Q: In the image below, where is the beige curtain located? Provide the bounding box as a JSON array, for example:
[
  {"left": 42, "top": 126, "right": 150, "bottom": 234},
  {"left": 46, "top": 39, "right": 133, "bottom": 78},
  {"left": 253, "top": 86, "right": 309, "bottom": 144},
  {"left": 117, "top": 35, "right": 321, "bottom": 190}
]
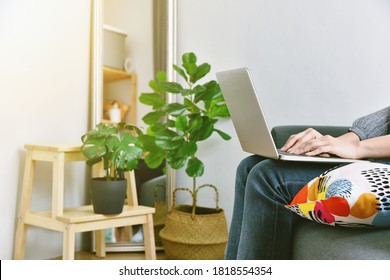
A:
[{"left": 153, "top": 0, "right": 168, "bottom": 74}]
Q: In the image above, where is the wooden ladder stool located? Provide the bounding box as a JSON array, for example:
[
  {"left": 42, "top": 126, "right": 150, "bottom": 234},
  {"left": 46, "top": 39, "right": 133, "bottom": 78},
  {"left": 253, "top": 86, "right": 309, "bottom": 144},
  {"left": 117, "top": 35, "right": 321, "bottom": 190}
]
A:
[{"left": 13, "top": 144, "right": 156, "bottom": 260}]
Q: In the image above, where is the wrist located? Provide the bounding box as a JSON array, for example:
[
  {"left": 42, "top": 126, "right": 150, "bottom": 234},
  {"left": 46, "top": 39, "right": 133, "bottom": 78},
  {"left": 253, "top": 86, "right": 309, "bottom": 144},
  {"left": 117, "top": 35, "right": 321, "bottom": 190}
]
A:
[
  {"left": 338, "top": 132, "right": 360, "bottom": 143},
  {"left": 355, "top": 139, "right": 380, "bottom": 159},
  {"left": 355, "top": 141, "right": 365, "bottom": 159}
]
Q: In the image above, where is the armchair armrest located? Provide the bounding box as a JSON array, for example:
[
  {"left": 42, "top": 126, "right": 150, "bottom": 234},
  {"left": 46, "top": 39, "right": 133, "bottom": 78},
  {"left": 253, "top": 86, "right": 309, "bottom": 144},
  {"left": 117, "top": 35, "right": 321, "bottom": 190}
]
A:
[{"left": 271, "top": 125, "right": 349, "bottom": 148}]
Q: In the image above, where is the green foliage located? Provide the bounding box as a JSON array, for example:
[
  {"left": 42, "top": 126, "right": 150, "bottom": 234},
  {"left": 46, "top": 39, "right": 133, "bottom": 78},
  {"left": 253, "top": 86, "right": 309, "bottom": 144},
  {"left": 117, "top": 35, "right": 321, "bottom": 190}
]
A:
[
  {"left": 81, "top": 122, "right": 144, "bottom": 181},
  {"left": 139, "top": 52, "right": 231, "bottom": 180}
]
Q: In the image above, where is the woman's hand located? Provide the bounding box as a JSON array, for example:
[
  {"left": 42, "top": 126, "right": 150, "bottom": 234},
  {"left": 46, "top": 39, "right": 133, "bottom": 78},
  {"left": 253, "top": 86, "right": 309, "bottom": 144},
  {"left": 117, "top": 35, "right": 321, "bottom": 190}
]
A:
[
  {"left": 280, "top": 128, "right": 323, "bottom": 153},
  {"left": 293, "top": 135, "right": 361, "bottom": 159},
  {"left": 281, "top": 128, "right": 361, "bottom": 159}
]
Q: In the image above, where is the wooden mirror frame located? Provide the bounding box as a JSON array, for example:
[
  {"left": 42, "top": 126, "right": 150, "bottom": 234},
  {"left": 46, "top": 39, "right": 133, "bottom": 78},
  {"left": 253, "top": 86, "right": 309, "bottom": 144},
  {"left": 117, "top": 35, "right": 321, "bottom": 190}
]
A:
[{"left": 89, "top": 0, "right": 177, "bottom": 252}]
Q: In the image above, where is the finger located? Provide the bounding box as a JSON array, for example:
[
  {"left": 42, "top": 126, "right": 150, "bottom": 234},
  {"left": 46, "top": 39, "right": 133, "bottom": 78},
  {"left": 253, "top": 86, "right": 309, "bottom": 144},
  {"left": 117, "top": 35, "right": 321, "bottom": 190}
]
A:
[
  {"left": 304, "top": 141, "right": 331, "bottom": 156},
  {"left": 287, "top": 131, "right": 321, "bottom": 153},
  {"left": 281, "top": 134, "right": 299, "bottom": 151},
  {"left": 281, "top": 129, "right": 319, "bottom": 151},
  {"left": 291, "top": 137, "right": 325, "bottom": 155},
  {"left": 318, "top": 153, "right": 331, "bottom": 158}
]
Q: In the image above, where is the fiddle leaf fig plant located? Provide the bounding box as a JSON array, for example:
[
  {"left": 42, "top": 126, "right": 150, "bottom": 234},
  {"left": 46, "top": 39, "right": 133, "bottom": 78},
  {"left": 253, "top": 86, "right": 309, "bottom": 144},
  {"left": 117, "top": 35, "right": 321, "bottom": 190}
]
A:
[
  {"left": 81, "top": 122, "right": 144, "bottom": 181},
  {"left": 139, "top": 52, "right": 231, "bottom": 188}
]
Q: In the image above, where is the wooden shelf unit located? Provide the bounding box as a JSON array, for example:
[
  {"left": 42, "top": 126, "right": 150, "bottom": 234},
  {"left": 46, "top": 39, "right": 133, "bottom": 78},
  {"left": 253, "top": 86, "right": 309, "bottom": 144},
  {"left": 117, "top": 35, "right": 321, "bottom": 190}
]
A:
[
  {"left": 103, "top": 66, "right": 137, "bottom": 124},
  {"left": 13, "top": 144, "right": 156, "bottom": 260},
  {"left": 103, "top": 66, "right": 136, "bottom": 82}
]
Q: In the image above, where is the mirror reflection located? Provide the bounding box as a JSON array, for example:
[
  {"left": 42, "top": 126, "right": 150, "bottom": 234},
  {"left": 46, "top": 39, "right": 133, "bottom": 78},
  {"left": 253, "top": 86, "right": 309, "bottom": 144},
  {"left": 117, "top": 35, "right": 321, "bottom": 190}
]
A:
[{"left": 95, "top": 0, "right": 170, "bottom": 252}]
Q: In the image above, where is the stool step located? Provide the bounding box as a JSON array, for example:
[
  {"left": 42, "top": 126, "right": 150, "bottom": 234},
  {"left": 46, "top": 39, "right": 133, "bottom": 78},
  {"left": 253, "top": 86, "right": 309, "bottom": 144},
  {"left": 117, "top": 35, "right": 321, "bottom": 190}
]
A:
[
  {"left": 28, "top": 205, "right": 155, "bottom": 224},
  {"left": 24, "top": 144, "right": 82, "bottom": 152},
  {"left": 57, "top": 205, "right": 155, "bottom": 223}
]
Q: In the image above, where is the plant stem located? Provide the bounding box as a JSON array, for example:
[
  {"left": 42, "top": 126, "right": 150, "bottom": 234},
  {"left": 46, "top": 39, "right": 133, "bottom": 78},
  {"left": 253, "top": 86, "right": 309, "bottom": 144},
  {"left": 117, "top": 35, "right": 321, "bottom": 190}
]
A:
[{"left": 193, "top": 174, "right": 197, "bottom": 210}]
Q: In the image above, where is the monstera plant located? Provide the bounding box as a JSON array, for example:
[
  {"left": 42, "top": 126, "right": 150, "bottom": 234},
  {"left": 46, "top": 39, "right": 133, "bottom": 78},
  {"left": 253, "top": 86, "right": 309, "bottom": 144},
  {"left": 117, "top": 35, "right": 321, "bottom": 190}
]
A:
[
  {"left": 139, "top": 52, "right": 231, "bottom": 259},
  {"left": 81, "top": 122, "right": 144, "bottom": 180},
  {"left": 81, "top": 122, "right": 144, "bottom": 214}
]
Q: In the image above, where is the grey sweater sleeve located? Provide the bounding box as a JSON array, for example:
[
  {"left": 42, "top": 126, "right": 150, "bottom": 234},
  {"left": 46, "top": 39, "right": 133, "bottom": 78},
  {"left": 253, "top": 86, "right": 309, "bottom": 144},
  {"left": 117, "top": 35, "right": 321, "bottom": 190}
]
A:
[{"left": 349, "top": 106, "right": 390, "bottom": 140}]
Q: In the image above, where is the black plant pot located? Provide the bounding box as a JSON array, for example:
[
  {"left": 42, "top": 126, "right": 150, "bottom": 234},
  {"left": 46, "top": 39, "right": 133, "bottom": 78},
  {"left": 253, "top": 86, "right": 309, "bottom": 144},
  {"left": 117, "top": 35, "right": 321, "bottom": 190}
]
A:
[{"left": 90, "top": 177, "right": 127, "bottom": 214}]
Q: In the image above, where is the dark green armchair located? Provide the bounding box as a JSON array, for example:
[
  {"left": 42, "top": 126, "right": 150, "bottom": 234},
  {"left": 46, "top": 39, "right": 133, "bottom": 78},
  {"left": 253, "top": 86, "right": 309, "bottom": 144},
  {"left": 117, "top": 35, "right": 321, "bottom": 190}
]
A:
[{"left": 271, "top": 125, "right": 390, "bottom": 259}]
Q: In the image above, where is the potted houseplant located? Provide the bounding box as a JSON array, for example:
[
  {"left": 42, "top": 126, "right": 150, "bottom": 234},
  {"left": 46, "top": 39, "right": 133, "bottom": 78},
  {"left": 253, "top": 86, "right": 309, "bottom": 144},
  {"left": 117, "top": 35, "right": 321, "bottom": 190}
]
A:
[
  {"left": 81, "top": 122, "right": 143, "bottom": 214},
  {"left": 139, "top": 52, "right": 231, "bottom": 259}
]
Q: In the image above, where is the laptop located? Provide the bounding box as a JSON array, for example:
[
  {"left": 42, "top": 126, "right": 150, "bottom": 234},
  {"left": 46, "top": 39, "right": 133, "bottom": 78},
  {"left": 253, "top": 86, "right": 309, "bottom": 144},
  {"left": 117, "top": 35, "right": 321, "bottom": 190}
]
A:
[{"left": 216, "top": 67, "right": 361, "bottom": 163}]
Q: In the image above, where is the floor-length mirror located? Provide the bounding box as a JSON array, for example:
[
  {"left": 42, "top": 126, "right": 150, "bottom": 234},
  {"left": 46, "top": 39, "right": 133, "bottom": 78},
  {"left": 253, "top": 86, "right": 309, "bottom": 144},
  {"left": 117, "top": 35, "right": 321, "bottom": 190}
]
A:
[{"left": 90, "top": 0, "right": 177, "bottom": 252}]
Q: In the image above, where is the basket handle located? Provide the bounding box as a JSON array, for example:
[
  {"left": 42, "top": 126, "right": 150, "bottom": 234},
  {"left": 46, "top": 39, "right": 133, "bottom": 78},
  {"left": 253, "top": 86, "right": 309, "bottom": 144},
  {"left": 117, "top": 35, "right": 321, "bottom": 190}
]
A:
[{"left": 172, "top": 184, "right": 220, "bottom": 218}]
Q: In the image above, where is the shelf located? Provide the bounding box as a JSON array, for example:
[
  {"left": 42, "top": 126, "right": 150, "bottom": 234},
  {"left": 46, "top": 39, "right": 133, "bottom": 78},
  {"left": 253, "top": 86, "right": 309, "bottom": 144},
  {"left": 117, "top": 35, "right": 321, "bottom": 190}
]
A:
[
  {"left": 103, "top": 66, "right": 137, "bottom": 124},
  {"left": 103, "top": 66, "right": 135, "bottom": 83},
  {"left": 26, "top": 205, "right": 154, "bottom": 224}
]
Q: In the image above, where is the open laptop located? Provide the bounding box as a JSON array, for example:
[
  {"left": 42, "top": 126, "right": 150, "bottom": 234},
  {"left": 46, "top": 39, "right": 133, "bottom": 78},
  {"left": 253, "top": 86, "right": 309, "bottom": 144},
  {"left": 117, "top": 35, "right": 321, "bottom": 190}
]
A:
[{"left": 216, "top": 67, "right": 361, "bottom": 163}]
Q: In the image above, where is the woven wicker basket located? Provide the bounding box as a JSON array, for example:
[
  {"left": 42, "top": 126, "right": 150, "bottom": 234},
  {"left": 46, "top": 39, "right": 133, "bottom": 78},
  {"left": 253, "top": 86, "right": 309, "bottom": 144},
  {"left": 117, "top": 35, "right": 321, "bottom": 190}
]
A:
[{"left": 159, "top": 185, "right": 228, "bottom": 260}]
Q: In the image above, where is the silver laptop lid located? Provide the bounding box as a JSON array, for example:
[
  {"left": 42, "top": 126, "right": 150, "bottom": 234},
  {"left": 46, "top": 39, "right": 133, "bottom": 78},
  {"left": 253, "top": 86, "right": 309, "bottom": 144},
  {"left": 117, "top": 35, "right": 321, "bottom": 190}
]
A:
[{"left": 216, "top": 67, "right": 279, "bottom": 159}]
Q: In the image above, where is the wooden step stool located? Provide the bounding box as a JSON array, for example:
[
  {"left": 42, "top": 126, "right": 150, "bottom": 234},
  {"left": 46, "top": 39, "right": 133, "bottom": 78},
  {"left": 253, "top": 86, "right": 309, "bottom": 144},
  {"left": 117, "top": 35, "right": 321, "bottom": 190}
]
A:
[{"left": 13, "top": 144, "right": 156, "bottom": 260}]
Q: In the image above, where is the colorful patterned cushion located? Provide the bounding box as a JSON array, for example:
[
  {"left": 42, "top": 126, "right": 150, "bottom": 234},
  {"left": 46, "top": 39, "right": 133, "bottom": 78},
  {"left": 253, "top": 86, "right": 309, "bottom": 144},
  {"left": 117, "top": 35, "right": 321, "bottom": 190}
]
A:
[{"left": 286, "top": 162, "right": 390, "bottom": 227}]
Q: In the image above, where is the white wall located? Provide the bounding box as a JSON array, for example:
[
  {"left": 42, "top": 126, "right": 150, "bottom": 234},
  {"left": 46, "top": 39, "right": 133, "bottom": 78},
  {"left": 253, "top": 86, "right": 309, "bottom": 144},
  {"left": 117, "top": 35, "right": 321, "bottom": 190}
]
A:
[
  {"left": 0, "top": 0, "right": 91, "bottom": 259},
  {"left": 175, "top": 0, "right": 390, "bottom": 228}
]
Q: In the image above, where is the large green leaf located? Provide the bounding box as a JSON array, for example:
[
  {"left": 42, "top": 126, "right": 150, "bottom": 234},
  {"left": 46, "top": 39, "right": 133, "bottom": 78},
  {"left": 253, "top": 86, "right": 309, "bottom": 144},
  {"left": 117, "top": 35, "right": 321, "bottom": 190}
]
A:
[
  {"left": 181, "top": 52, "right": 197, "bottom": 67},
  {"left": 183, "top": 98, "right": 201, "bottom": 114},
  {"left": 164, "top": 103, "right": 187, "bottom": 116},
  {"left": 148, "top": 80, "right": 159, "bottom": 93},
  {"left": 166, "top": 153, "right": 186, "bottom": 169},
  {"left": 110, "top": 133, "right": 143, "bottom": 171},
  {"left": 182, "top": 52, "right": 197, "bottom": 65},
  {"left": 186, "top": 157, "right": 204, "bottom": 177},
  {"left": 159, "top": 81, "right": 183, "bottom": 93},
  {"left": 81, "top": 140, "right": 106, "bottom": 163},
  {"left": 190, "top": 63, "right": 211, "bottom": 84},
  {"left": 181, "top": 85, "right": 206, "bottom": 97},
  {"left": 214, "top": 129, "right": 232, "bottom": 140},
  {"left": 182, "top": 53, "right": 197, "bottom": 75},
  {"left": 139, "top": 134, "right": 166, "bottom": 170},
  {"left": 147, "top": 123, "right": 166, "bottom": 136},
  {"left": 173, "top": 65, "right": 188, "bottom": 82},
  {"left": 117, "top": 122, "right": 144, "bottom": 136},
  {"left": 142, "top": 111, "right": 166, "bottom": 125},
  {"left": 105, "top": 136, "right": 120, "bottom": 152},
  {"left": 175, "top": 115, "right": 188, "bottom": 131},
  {"left": 194, "top": 80, "right": 220, "bottom": 103},
  {"left": 177, "top": 141, "right": 197, "bottom": 158},
  {"left": 81, "top": 122, "right": 118, "bottom": 142},
  {"left": 139, "top": 93, "right": 166, "bottom": 109},
  {"left": 166, "top": 119, "right": 176, "bottom": 129},
  {"left": 154, "top": 129, "right": 184, "bottom": 150},
  {"left": 207, "top": 103, "right": 230, "bottom": 118},
  {"left": 156, "top": 71, "right": 167, "bottom": 82},
  {"left": 139, "top": 134, "right": 159, "bottom": 152},
  {"left": 187, "top": 114, "right": 203, "bottom": 134},
  {"left": 144, "top": 151, "right": 165, "bottom": 169},
  {"left": 189, "top": 117, "right": 215, "bottom": 142},
  {"left": 111, "top": 145, "right": 142, "bottom": 171}
]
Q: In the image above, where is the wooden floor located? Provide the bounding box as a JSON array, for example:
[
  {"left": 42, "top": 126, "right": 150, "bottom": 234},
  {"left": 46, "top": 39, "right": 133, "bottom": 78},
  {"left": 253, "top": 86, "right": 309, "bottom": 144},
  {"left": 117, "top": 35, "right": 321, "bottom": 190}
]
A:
[{"left": 52, "top": 251, "right": 166, "bottom": 260}]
